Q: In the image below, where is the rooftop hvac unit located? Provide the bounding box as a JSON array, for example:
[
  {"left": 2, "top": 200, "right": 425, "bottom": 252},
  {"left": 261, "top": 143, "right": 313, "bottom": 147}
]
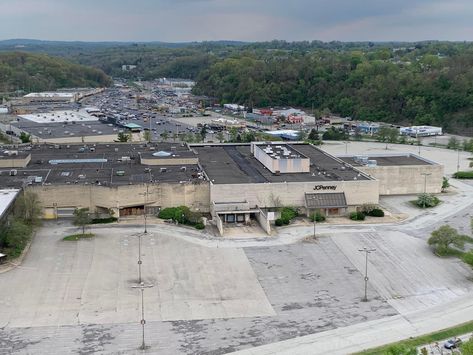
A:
[
  {"left": 180, "top": 167, "right": 187, "bottom": 172},
  {"left": 367, "top": 160, "right": 378, "bottom": 167},
  {"left": 34, "top": 176, "right": 43, "bottom": 183},
  {"left": 10, "top": 169, "right": 17, "bottom": 176},
  {"left": 160, "top": 168, "right": 167, "bottom": 173}
]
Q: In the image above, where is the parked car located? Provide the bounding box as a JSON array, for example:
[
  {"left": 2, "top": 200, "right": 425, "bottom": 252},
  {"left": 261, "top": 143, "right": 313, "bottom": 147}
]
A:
[{"left": 444, "top": 338, "right": 462, "bottom": 349}]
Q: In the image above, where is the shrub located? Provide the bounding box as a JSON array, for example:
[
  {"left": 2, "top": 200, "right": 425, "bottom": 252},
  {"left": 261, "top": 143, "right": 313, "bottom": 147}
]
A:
[
  {"left": 367, "top": 208, "right": 385, "bottom": 217},
  {"left": 310, "top": 212, "right": 326, "bottom": 222},
  {"left": 415, "top": 193, "right": 440, "bottom": 208},
  {"left": 350, "top": 211, "right": 365, "bottom": 221},
  {"left": 280, "top": 207, "right": 298, "bottom": 221},
  {"left": 453, "top": 171, "right": 473, "bottom": 179},
  {"left": 275, "top": 218, "right": 284, "bottom": 226},
  {"left": 158, "top": 207, "right": 178, "bottom": 220},
  {"left": 462, "top": 251, "right": 473, "bottom": 267},
  {"left": 428, "top": 225, "right": 464, "bottom": 256},
  {"left": 194, "top": 222, "right": 205, "bottom": 230},
  {"left": 90, "top": 217, "right": 118, "bottom": 224},
  {"left": 361, "top": 203, "right": 378, "bottom": 215},
  {"left": 158, "top": 206, "right": 201, "bottom": 227}
]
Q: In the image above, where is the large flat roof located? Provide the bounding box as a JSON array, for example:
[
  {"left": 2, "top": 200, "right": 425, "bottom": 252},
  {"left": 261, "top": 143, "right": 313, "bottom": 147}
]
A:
[
  {"left": 340, "top": 154, "right": 434, "bottom": 167},
  {"left": 192, "top": 143, "right": 370, "bottom": 184},
  {"left": 0, "top": 188, "right": 20, "bottom": 219},
  {"left": 0, "top": 143, "right": 203, "bottom": 188}
]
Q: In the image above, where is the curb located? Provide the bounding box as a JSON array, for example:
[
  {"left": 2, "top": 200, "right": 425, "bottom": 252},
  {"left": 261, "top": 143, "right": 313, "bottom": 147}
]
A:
[{"left": 0, "top": 231, "right": 36, "bottom": 274}]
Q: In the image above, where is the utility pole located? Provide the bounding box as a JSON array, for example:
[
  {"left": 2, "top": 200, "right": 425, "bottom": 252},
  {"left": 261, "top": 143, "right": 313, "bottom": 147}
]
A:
[
  {"left": 131, "top": 282, "right": 154, "bottom": 350},
  {"left": 358, "top": 247, "right": 376, "bottom": 302}
]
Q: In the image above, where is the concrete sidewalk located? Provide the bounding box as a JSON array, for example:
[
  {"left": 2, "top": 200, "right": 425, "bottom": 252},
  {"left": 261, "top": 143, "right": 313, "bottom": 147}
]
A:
[{"left": 229, "top": 293, "right": 473, "bottom": 355}]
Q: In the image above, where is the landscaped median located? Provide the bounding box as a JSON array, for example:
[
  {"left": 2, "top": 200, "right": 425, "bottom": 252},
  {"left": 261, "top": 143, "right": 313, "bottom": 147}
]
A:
[
  {"left": 63, "top": 233, "right": 95, "bottom": 241},
  {"left": 355, "top": 321, "right": 473, "bottom": 355}
]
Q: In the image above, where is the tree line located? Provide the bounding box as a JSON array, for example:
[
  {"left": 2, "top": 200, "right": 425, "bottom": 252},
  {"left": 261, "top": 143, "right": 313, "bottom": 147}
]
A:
[{"left": 0, "top": 52, "right": 112, "bottom": 95}]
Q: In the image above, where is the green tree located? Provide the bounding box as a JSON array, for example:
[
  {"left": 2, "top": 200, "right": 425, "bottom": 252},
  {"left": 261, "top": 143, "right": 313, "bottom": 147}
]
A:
[
  {"left": 117, "top": 132, "right": 131, "bottom": 142},
  {"left": 200, "top": 126, "right": 207, "bottom": 141},
  {"left": 143, "top": 130, "right": 151, "bottom": 143},
  {"left": 442, "top": 177, "right": 450, "bottom": 192},
  {"left": 19, "top": 132, "right": 31, "bottom": 143},
  {"left": 73, "top": 208, "right": 91, "bottom": 236},
  {"left": 377, "top": 127, "right": 399, "bottom": 143},
  {"left": 228, "top": 127, "right": 239, "bottom": 142},
  {"left": 308, "top": 128, "right": 319, "bottom": 141},
  {"left": 447, "top": 136, "right": 460, "bottom": 150},
  {"left": 14, "top": 191, "right": 42, "bottom": 226},
  {"left": 322, "top": 127, "right": 347, "bottom": 141},
  {"left": 160, "top": 131, "right": 169, "bottom": 142},
  {"left": 428, "top": 225, "right": 464, "bottom": 255},
  {"left": 216, "top": 131, "right": 225, "bottom": 143},
  {"left": 460, "top": 338, "right": 473, "bottom": 354}
]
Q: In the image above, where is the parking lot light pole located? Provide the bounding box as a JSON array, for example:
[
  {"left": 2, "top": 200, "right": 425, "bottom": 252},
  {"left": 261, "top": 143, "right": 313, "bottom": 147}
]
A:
[
  {"left": 313, "top": 213, "right": 316, "bottom": 239},
  {"left": 358, "top": 247, "right": 376, "bottom": 302},
  {"left": 457, "top": 149, "right": 461, "bottom": 172},
  {"left": 131, "top": 282, "right": 154, "bottom": 350},
  {"left": 421, "top": 172, "right": 432, "bottom": 194}
]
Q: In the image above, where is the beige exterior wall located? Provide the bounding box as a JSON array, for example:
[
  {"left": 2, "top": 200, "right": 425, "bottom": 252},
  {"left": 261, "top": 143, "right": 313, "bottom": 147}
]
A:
[
  {"left": 210, "top": 180, "right": 379, "bottom": 209},
  {"left": 357, "top": 164, "right": 444, "bottom": 195},
  {"left": 32, "top": 133, "right": 142, "bottom": 144},
  {"left": 140, "top": 157, "right": 199, "bottom": 166},
  {"left": 0, "top": 154, "right": 31, "bottom": 168},
  {"left": 253, "top": 144, "right": 310, "bottom": 173},
  {"left": 28, "top": 182, "right": 210, "bottom": 217}
]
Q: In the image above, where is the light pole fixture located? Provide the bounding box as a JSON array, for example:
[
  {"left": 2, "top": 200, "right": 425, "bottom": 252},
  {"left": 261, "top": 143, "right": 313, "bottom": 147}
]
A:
[
  {"left": 132, "top": 232, "right": 147, "bottom": 284},
  {"left": 457, "top": 149, "right": 461, "bottom": 172},
  {"left": 358, "top": 247, "right": 376, "bottom": 302},
  {"left": 139, "top": 183, "right": 151, "bottom": 234},
  {"left": 421, "top": 172, "right": 432, "bottom": 194},
  {"left": 131, "top": 282, "right": 154, "bottom": 350}
]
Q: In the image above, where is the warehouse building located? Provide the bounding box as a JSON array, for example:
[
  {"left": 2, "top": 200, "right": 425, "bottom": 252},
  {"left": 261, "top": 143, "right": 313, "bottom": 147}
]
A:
[{"left": 0, "top": 141, "right": 444, "bottom": 236}]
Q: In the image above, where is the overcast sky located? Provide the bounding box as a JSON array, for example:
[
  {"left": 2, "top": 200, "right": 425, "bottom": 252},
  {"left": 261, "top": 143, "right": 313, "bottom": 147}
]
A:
[{"left": 2, "top": 0, "right": 473, "bottom": 42}]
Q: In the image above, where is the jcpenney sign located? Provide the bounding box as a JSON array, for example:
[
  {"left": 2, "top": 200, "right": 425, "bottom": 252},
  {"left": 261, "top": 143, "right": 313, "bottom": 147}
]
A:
[{"left": 314, "top": 185, "right": 337, "bottom": 191}]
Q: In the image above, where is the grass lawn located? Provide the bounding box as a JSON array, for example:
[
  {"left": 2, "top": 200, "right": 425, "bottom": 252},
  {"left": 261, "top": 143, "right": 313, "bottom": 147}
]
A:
[
  {"left": 63, "top": 233, "right": 95, "bottom": 241},
  {"left": 355, "top": 321, "right": 473, "bottom": 354}
]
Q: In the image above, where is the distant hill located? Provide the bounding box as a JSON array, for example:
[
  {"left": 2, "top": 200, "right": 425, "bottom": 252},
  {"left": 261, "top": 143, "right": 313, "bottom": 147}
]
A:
[{"left": 0, "top": 52, "right": 112, "bottom": 95}]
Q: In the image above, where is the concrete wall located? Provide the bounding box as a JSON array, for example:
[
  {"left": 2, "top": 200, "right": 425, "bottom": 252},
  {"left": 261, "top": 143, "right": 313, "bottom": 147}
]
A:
[
  {"left": 0, "top": 154, "right": 30, "bottom": 168},
  {"left": 28, "top": 182, "right": 210, "bottom": 218},
  {"left": 255, "top": 208, "right": 271, "bottom": 235},
  {"left": 30, "top": 133, "right": 142, "bottom": 144},
  {"left": 357, "top": 164, "right": 444, "bottom": 195},
  {"left": 253, "top": 144, "right": 309, "bottom": 173},
  {"left": 210, "top": 180, "right": 379, "bottom": 209}
]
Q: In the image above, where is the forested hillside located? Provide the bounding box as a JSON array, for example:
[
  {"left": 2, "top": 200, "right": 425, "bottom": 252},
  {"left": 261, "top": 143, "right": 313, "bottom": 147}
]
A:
[
  {"left": 2, "top": 40, "right": 473, "bottom": 134},
  {"left": 0, "top": 52, "right": 111, "bottom": 94},
  {"left": 193, "top": 44, "right": 473, "bottom": 134}
]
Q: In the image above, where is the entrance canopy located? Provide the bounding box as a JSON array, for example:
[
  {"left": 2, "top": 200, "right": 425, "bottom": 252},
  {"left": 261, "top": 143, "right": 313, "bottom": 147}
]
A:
[{"left": 305, "top": 192, "right": 348, "bottom": 209}]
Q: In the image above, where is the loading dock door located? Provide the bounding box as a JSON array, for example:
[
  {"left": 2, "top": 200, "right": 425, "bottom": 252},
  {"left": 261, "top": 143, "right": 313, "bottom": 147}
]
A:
[{"left": 56, "top": 208, "right": 75, "bottom": 217}]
